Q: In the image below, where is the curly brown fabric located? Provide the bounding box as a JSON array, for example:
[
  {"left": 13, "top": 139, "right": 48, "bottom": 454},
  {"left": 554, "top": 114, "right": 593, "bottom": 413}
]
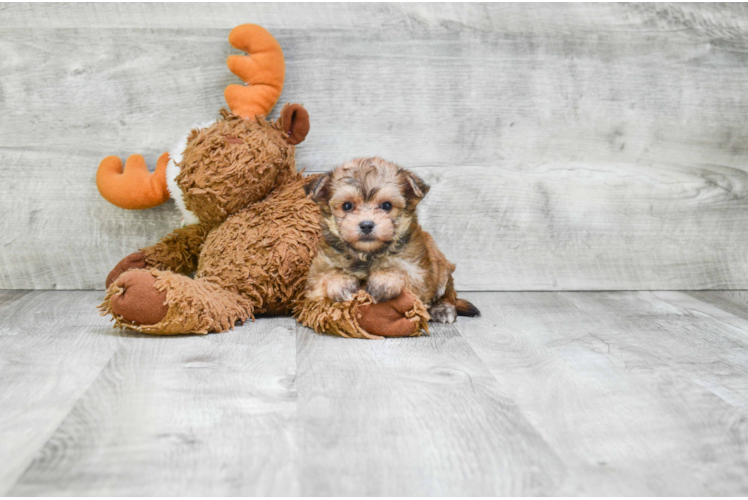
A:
[
  {"left": 195, "top": 173, "right": 321, "bottom": 315},
  {"left": 176, "top": 110, "right": 296, "bottom": 224},
  {"left": 293, "top": 290, "right": 429, "bottom": 339},
  {"left": 100, "top": 106, "right": 429, "bottom": 339},
  {"left": 141, "top": 223, "right": 214, "bottom": 275},
  {"left": 99, "top": 268, "right": 254, "bottom": 335},
  {"left": 100, "top": 173, "right": 322, "bottom": 333}
]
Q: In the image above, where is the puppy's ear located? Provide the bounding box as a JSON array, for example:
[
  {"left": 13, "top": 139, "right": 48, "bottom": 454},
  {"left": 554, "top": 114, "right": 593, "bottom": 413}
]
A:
[
  {"left": 281, "top": 103, "right": 310, "bottom": 145},
  {"left": 304, "top": 173, "right": 332, "bottom": 204},
  {"left": 401, "top": 171, "right": 430, "bottom": 204}
]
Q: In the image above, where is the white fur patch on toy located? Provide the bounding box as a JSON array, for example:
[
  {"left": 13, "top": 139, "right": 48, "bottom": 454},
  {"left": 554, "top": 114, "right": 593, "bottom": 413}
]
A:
[{"left": 166, "top": 121, "right": 215, "bottom": 227}]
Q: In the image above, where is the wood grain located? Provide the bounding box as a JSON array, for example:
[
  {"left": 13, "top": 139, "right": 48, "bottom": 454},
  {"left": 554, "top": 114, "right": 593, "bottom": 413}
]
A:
[
  {"left": 3, "top": 3, "right": 748, "bottom": 34},
  {"left": 3, "top": 3, "right": 748, "bottom": 290},
  {"left": 295, "top": 322, "right": 564, "bottom": 495},
  {"left": 0, "top": 291, "right": 120, "bottom": 494},
  {"left": 8, "top": 297, "right": 300, "bottom": 496},
  {"left": 684, "top": 290, "right": 748, "bottom": 322},
  {"left": 3, "top": 290, "right": 748, "bottom": 494},
  {"left": 456, "top": 291, "right": 748, "bottom": 495}
]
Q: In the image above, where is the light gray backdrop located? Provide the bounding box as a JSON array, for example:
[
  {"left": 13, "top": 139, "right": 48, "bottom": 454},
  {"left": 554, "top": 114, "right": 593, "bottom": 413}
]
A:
[{"left": 2, "top": 2, "right": 748, "bottom": 291}]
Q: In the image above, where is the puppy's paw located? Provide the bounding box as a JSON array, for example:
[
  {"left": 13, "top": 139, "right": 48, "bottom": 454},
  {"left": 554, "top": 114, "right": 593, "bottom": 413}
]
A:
[
  {"left": 327, "top": 275, "right": 360, "bottom": 302},
  {"left": 366, "top": 274, "right": 403, "bottom": 303},
  {"left": 429, "top": 302, "right": 457, "bottom": 323}
]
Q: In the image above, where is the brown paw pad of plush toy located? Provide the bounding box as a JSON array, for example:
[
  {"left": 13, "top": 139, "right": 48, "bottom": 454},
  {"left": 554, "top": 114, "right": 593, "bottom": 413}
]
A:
[
  {"left": 109, "top": 269, "right": 169, "bottom": 326},
  {"left": 293, "top": 290, "right": 430, "bottom": 339}
]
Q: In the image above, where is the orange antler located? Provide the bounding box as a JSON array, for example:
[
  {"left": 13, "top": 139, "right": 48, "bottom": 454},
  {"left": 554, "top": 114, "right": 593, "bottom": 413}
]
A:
[
  {"left": 96, "top": 153, "right": 170, "bottom": 209},
  {"left": 224, "top": 24, "right": 285, "bottom": 119}
]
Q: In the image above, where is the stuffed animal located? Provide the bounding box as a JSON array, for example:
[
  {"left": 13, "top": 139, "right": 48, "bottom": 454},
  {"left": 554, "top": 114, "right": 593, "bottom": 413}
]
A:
[{"left": 97, "top": 24, "right": 429, "bottom": 338}]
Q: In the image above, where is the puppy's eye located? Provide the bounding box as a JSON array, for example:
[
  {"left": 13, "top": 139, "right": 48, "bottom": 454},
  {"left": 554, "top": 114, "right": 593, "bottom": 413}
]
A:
[
  {"left": 342, "top": 202, "right": 354, "bottom": 212},
  {"left": 380, "top": 201, "right": 393, "bottom": 211}
]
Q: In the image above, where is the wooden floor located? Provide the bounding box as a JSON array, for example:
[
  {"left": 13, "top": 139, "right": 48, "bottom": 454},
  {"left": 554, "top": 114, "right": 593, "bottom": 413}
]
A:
[{"left": 1, "top": 290, "right": 748, "bottom": 496}]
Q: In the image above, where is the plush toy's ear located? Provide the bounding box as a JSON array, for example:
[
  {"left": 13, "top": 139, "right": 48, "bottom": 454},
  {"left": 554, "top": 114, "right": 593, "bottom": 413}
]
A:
[
  {"left": 304, "top": 172, "right": 331, "bottom": 204},
  {"left": 281, "top": 103, "right": 310, "bottom": 145},
  {"left": 401, "top": 170, "right": 430, "bottom": 205}
]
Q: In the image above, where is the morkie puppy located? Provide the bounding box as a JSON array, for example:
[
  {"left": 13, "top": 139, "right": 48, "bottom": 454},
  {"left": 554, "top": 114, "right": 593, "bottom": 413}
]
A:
[{"left": 303, "top": 157, "right": 479, "bottom": 323}]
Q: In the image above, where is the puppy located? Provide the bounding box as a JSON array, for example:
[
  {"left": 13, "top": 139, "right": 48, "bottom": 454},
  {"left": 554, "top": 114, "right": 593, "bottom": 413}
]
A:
[{"left": 303, "top": 157, "right": 479, "bottom": 323}]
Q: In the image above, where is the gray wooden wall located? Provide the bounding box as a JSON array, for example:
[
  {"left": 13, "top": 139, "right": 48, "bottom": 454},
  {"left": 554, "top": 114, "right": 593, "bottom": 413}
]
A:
[{"left": 2, "top": 3, "right": 748, "bottom": 291}]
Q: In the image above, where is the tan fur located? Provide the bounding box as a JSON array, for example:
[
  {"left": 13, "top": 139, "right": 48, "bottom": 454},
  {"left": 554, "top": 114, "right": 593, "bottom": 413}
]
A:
[
  {"left": 97, "top": 26, "right": 431, "bottom": 338},
  {"left": 304, "top": 157, "right": 464, "bottom": 323},
  {"left": 142, "top": 222, "right": 215, "bottom": 275},
  {"left": 177, "top": 110, "right": 295, "bottom": 223},
  {"left": 100, "top": 112, "right": 432, "bottom": 337},
  {"left": 306, "top": 269, "right": 359, "bottom": 302},
  {"left": 162, "top": 111, "right": 322, "bottom": 318},
  {"left": 100, "top": 268, "right": 254, "bottom": 334},
  {"left": 100, "top": 107, "right": 322, "bottom": 333}
]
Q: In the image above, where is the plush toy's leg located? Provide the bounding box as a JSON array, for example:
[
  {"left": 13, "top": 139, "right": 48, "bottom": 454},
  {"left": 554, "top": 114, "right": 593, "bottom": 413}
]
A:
[
  {"left": 293, "top": 290, "right": 430, "bottom": 339},
  {"left": 99, "top": 268, "right": 253, "bottom": 335},
  {"left": 106, "top": 251, "right": 147, "bottom": 288},
  {"left": 104, "top": 223, "right": 213, "bottom": 289}
]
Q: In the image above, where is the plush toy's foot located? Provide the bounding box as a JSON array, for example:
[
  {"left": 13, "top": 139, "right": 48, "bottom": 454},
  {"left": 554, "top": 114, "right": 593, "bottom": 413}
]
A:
[
  {"left": 106, "top": 251, "right": 147, "bottom": 289},
  {"left": 99, "top": 269, "right": 254, "bottom": 335},
  {"left": 294, "top": 290, "right": 430, "bottom": 339},
  {"left": 357, "top": 291, "right": 429, "bottom": 336},
  {"left": 109, "top": 269, "right": 169, "bottom": 325}
]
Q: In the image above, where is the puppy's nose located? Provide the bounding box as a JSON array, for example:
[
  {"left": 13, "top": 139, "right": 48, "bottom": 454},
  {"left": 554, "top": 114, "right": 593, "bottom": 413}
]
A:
[{"left": 359, "top": 221, "right": 375, "bottom": 234}]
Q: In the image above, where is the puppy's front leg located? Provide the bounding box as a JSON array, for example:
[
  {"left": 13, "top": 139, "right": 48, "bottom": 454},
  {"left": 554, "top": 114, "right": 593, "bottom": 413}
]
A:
[
  {"left": 366, "top": 270, "right": 406, "bottom": 303},
  {"left": 307, "top": 271, "right": 360, "bottom": 302}
]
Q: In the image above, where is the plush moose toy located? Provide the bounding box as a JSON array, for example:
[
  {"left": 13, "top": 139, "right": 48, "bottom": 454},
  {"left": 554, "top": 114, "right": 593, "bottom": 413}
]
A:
[{"left": 97, "top": 24, "right": 429, "bottom": 338}]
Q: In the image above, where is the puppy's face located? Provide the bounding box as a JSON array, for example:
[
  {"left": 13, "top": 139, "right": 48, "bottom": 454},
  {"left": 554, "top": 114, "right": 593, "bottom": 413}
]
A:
[{"left": 305, "top": 158, "right": 429, "bottom": 253}]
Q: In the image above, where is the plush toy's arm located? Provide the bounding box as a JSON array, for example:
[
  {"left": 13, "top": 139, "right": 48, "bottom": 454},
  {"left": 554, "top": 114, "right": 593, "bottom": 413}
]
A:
[
  {"left": 140, "top": 222, "right": 214, "bottom": 275},
  {"left": 105, "top": 222, "right": 214, "bottom": 289}
]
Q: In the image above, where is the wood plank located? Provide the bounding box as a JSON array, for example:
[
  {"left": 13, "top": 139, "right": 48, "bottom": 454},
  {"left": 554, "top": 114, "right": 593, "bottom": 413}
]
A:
[
  {"left": 5, "top": 3, "right": 747, "bottom": 32},
  {"left": 4, "top": 4, "right": 748, "bottom": 290},
  {"left": 5, "top": 24, "right": 748, "bottom": 172},
  {"left": 4, "top": 290, "right": 748, "bottom": 494},
  {"left": 295, "top": 322, "right": 565, "bottom": 496},
  {"left": 3, "top": 156, "right": 748, "bottom": 291},
  {"left": 456, "top": 291, "right": 748, "bottom": 495},
  {"left": 0, "top": 291, "right": 120, "bottom": 494},
  {"left": 419, "top": 162, "right": 748, "bottom": 291},
  {"left": 8, "top": 312, "right": 299, "bottom": 496},
  {"left": 684, "top": 290, "right": 748, "bottom": 323}
]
